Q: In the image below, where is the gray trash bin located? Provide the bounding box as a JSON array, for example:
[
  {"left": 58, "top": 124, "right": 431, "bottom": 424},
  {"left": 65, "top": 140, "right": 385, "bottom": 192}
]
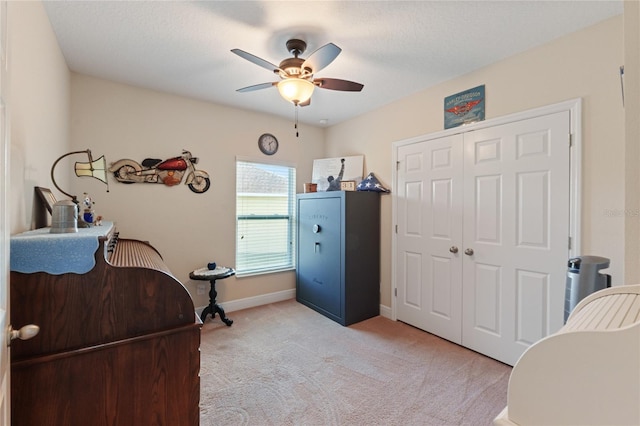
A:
[{"left": 564, "top": 256, "right": 611, "bottom": 323}]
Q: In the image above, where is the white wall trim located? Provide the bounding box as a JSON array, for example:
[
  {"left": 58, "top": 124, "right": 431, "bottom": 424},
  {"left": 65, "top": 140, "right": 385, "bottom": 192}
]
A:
[
  {"left": 198, "top": 289, "right": 394, "bottom": 322},
  {"left": 393, "top": 98, "right": 583, "bottom": 149},
  {"left": 379, "top": 304, "right": 392, "bottom": 320},
  {"left": 196, "top": 288, "right": 296, "bottom": 317},
  {"left": 390, "top": 98, "right": 582, "bottom": 322}
]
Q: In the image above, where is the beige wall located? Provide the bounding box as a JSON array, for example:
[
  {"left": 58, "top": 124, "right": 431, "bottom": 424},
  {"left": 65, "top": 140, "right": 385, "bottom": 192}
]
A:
[
  {"left": 326, "top": 16, "right": 626, "bottom": 308},
  {"left": 9, "top": 2, "right": 634, "bottom": 313},
  {"left": 624, "top": 0, "right": 640, "bottom": 284},
  {"left": 69, "top": 74, "right": 325, "bottom": 307},
  {"left": 8, "top": 1, "right": 70, "bottom": 234}
]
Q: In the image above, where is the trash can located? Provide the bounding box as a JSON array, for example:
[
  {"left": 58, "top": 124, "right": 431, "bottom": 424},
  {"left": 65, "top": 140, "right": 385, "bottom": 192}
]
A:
[{"left": 564, "top": 256, "right": 611, "bottom": 323}]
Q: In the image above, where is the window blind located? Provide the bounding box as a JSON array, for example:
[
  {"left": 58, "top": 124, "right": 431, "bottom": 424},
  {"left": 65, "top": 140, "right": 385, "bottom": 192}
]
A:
[{"left": 235, "top": 159, "right": 296, "bottom": 276}]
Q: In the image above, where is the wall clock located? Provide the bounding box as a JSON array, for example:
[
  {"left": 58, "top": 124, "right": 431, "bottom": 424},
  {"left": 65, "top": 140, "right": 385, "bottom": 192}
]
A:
[{"left": 258, "top": 133, "right": 278, "bottom": 155}]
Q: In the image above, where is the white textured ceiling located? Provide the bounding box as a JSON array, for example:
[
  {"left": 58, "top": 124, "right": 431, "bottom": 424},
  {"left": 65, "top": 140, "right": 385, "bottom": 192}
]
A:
[{"left": 43, "top": 1, "right": 623, "bottom": 127}]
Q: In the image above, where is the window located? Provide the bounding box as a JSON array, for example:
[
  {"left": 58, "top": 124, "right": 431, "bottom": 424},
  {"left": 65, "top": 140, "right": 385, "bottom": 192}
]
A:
[{"left": 236, "top": 158, "right": 296, "bottom": 276}]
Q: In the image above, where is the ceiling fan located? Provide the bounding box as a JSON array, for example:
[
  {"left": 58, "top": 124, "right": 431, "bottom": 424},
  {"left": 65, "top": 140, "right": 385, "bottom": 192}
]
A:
[{"left": 231, "top": 39, "right": 364, "bottom": 107}]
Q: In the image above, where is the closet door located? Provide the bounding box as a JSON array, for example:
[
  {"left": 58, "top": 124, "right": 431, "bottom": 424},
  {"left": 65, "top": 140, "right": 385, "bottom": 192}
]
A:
[
  {"left": 396, "top": 134, "right": 464, "bottom": 343},
  {"left": 461, "top": 111, "right": 570, "bottom": 366}
]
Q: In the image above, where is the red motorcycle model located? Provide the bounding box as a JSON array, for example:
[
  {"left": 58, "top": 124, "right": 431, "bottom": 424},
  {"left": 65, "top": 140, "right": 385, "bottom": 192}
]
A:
[{"left": 109, "top": 150, "right": 210, "bottom": 193}]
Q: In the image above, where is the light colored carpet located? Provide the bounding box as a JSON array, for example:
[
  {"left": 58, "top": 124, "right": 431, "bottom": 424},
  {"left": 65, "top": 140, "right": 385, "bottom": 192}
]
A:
[{"left": 199, "top": 300, "right": 511, "bottom": 426}]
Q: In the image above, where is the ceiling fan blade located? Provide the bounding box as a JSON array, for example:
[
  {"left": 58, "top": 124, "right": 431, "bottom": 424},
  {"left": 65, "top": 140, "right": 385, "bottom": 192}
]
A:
[
  {"left": 301, "top": 43, "right": 341, "bottom": 73},
  {"left": 236, "top": 82, "right": 277, "bottom": 92},
  {"left": 231, "top": 49, "right": 283, "bottom": 74},
  {"left": 315, "top": 78, "right": 364, "bottom": 92}
]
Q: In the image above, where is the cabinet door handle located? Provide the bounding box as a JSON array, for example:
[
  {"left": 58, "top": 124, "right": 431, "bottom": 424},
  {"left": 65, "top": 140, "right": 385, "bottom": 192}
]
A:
[
  {"left": 8, "top": 324, "right": 40, "bottom": 345},
  {"left": 449, "top": 246, "right": 459, "bottom": 254},
  {"left": 464, "top": 248, "right": 474, "bottom": 256}
]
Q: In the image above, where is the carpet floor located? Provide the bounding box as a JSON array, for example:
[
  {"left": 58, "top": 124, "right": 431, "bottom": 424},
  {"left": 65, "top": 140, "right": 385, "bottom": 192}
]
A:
[{"left": 199, "top": 299, "right": 511, "bottom": 426}]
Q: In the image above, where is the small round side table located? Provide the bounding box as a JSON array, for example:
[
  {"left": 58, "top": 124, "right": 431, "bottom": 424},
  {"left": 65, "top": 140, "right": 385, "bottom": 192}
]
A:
[{"left": 189, "top": 266, "right": 235, "bottom": 326}]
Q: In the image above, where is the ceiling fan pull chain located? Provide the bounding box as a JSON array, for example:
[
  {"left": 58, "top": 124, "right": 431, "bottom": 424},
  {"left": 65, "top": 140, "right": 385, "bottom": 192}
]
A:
[{"left": 294, "top": 105, "right": 299, "bottom": 138}]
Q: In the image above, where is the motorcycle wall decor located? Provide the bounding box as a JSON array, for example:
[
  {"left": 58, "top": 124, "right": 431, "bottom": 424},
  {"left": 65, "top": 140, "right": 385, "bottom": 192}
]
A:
[{"left": 109, "top": 150, "right": 211, "bottom": 193}]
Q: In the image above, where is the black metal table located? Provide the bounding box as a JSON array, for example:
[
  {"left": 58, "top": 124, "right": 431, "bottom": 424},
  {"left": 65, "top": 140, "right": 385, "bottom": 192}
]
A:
[{"left": 189, "top": 266, "right": 235, "bottom": 326}]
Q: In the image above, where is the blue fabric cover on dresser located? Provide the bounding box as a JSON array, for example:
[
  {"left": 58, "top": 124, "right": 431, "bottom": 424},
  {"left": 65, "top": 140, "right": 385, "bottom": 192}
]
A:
[{"left": 10, "top": 221, "right": 114, "bottom": 275}]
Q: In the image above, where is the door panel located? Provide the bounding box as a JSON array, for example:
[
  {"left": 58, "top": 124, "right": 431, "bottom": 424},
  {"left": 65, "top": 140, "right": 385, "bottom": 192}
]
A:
[
  {"left": 397, "top": 145, "right": 428, "bottom": 327},
  {"left": 518, "top": 171, "right": 549, "bottom": 248},
  {"left": 462, "top": 111, "right": 570, "bottom": 366},
  {"left": 297, "top": 197, "right": 342, "bottom": 317},
  {"left": 431, "top": 255, "right": 453, "bottom": 318},
  {"left": 515, "top": 269, "right": 550, "bottom": 345},
  {"left": 475, "top": 175, "right": 502, "bottom": 243},
  {"left": 395, "top": 110, "right": 571, "bottom": 366},
  {"left": 472, "top": 262, "right": 501, "bottom": 335},
  {"left": 405, "top": 181, "right": 423, "bottom": 235},
  {"left": 403, "top": 252, "right": 422, "bottom": 309},
  {"left": 396, "top": 135, "right": 463, "bottom": 344}
]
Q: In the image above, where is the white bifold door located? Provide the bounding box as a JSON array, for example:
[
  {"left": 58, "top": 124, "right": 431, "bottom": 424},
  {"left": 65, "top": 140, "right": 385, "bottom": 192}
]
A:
[{"left": 396, "top": 111, "right": 570, "bottom": 366}]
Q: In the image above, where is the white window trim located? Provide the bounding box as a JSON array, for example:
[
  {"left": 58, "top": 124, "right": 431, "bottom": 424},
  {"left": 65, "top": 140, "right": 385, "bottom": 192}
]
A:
[{"left": 235, "top": 156, "right": 297, "bottom": 277}]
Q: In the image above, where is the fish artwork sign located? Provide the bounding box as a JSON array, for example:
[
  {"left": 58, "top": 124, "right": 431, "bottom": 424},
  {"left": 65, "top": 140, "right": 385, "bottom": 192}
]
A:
[{"left": 444, "top": 85, "right": 485, "bottom": 129}]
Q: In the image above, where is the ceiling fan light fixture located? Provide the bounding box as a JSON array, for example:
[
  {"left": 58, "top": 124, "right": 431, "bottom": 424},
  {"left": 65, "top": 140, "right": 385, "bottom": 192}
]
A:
[{"left": 277, "top": 78, "right": 315, "bottom": 105}]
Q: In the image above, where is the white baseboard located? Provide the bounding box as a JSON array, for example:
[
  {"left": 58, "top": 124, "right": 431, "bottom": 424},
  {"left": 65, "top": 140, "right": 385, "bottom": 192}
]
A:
[
  {"left": 196, "top": 288, "right": 296, "bottom": 316},
  {"left": 197, "top": 289, "right": 395, "bottom": 322},
  {"left": 379, "top": 304, "right": 392, "bottom": 319}
]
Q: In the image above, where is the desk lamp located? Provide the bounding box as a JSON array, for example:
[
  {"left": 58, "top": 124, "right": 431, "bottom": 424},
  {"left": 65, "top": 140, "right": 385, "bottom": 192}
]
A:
[{"left": 50, "top": 149, "right": 109, "bottom": 232}]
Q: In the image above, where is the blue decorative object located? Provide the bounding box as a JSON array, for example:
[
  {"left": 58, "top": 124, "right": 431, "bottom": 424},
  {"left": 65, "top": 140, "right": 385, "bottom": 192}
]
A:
[
  {"left": 357, "top": 173, "right": 390, "bottom": 193},
  {"left": 82, "top": 192, "right": 96, "bottom": 224},
  {"left": 207, "top": 262, "right": 217, "bottom": 270}
]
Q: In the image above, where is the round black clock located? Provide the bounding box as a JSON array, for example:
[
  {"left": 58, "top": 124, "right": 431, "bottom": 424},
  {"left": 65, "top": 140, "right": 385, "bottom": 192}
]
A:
[{"left": 258, "top": 133, "right": 278, "bottom": 155}]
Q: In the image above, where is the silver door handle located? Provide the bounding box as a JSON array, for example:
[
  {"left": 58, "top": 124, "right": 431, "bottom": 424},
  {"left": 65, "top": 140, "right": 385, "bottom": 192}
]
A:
[
  {"left": 464, "top": 248, "right": 474, "bottom": 256},
  {"left": 449, "top": 246, "right": 459, "bottom": 254}
]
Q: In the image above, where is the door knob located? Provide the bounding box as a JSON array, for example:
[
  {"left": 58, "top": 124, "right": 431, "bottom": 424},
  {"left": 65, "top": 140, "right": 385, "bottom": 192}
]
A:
[
  {"left": 449, "top": 246, "right": 459, "bottom": 254},
  {"left": 7, "top": 324, "right": 40, "bottom": 346},
  {"left": 464, "top": 248, "right": 474, "bottom": 256}
]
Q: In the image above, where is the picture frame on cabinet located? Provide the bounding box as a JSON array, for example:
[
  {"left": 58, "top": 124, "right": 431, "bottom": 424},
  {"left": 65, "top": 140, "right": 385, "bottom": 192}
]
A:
[
  {"left": 311, "top": 156, "right": 363, "bottom": 192},
  {"left": 33, "top": 186, "right": 57, "bottom": 229},
  {"left": 35, "top": 186, "right": 57, "bottom": 214},
  {"left": 340, "top": 181, "right": 356, "bottom": 191}
]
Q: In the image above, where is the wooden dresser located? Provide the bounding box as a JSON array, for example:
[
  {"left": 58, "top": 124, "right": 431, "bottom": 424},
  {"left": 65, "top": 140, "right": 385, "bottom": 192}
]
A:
[{"left": 9, "top": 222, "right": 201, "bottom": 426}]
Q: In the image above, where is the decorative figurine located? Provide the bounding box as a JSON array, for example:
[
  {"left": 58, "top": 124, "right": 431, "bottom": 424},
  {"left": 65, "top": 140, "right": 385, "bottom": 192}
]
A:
[{"left": 82, "top": 192, "right": 96, "bottom": 224}]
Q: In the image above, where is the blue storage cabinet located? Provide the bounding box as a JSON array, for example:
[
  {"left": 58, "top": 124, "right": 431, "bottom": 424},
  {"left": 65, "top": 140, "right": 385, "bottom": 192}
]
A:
[{"left": 296, "top": 191, "right": 380, "bottom": 325}]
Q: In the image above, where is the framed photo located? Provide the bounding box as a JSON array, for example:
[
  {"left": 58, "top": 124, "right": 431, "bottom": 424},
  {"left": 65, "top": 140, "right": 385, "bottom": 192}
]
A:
[
  {"left": 340, "top": 181, "right": 356, "bottom": 191},
  {"left": 444, "top": 85, "right": 485, "bottom": 129},
  {"left": 35, "top": 186, "right": 57, "bottom": 213},
  {"left": 33, "top": 186, "right": 57, "bottom": 229},
  {"left": 312, "top": 156, "right": 363, "bottom": 192}
]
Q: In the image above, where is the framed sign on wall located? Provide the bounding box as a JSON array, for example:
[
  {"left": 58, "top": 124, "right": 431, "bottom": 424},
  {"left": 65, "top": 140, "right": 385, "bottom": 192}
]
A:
[{"left": 444, "top": 85, "right": 485, "bottom": 129}]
